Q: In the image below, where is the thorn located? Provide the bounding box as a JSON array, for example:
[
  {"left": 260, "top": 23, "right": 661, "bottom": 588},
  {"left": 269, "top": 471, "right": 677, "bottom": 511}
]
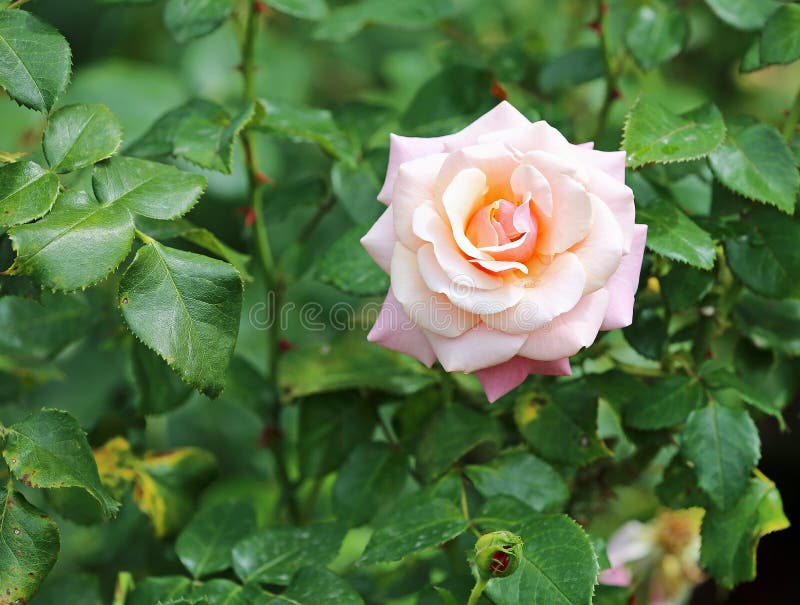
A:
[
  {"left": 255, "top": 170, "right": 273, "bottom": 185},
  {"left": 254, "top": 0, "right": 270, "bottom": 14},
  {"left": 490, "top": 78, "right": 508, "bottom": 101},
  {"left": 600, "top": 2, "right": 608, "bottom": 14},
  {"left": 587, "top": 19, "right": 602, "bottom": 35},
  {"left": 278, "top": 339, "right": 293, "bottom": 353},
  {"left": 611, "top": 88, "right": 622, "bottom": 100},
  {"left": 258, "top": 426, "right": 283, "bottom": 448},
  {"left": 244, "top": 208, "right": 256, "bottom": 227}
]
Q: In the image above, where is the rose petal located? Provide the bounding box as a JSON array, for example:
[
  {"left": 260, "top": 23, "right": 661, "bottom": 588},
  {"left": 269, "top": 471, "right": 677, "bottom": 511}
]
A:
[
  {"left": 423, "top": 323, "right": 527, "bottom": 373},
  {"left": 584, "top": 164, "right": 635, "bottom": 253},
  {"left": 392, "top": 153, "right": 448, "bottom": 251},
  {"left": 510, "top": 162, "right": 553, "bottom": 217},
  {"left": 434, "top": 142, "right": 519, "bottom": 202},
  {"left": 368, "top": 288, "right": 436, "bottom": 367},
  {"left": 466, "top": 204, "right": 501, "bottom": 248},
  {"left": 576, "top": 146, "right": 626, "bottom": 183},
  {"left": 571, "top": 194, "right": 625, "bottom": 294},
  {"left": 361, "top": 205, "right": 396, "bottom": 273},
  {"left": 518, "top": 288, "right": 610, "bottom": 361},
  {"left": 601, "top": 224, "right": 647, "bottom": 330},
  {"left": 598, "top": 566, "right": 633, "bottom": 588},
  {"left": 378, "top": 135, "right": 446, "bottom": 204},
  {"left": 441, "top": 167, "right": 492, "bottom": 260},
  {"left": 443, "top": 100, "right": 532, "bottom": 151},
  {"left": 475, "top": 355, "right": 571, "bottom": 403}
]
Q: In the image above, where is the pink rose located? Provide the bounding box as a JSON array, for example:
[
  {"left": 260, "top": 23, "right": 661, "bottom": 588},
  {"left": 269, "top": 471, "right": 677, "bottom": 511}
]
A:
[{"left": 362, "top": 102, "right": 647, "bottom": 402}]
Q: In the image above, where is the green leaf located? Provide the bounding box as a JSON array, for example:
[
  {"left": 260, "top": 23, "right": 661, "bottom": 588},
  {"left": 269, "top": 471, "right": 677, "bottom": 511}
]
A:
[
  {"left": 360, "top": 495, "right": 469, "bottom": 564},
  {"left": 189, "top": 580, "right": 273, "bottom": 605},
  {"left": 733, "top": 293, "right": 800, "bottom": 355},
  {"left": 636, "top": 198, "right": 716, "bottom": 269},
  {"left": 2, "top": 408, "right": 120, "bottom": 517},
  {"left": 265, "top": 568, "right": 364, "bottom": 605},
  {"left": 262, "top": 0, "right": 329, "bottom": 20},
  {"left": 760, "top": 4, "right": 800, "bottom": 65},
  {"left": 416, "top": 404, "right": 503, "bottom": 481},
  {"left": 709, "top": 119, "right": 799, "bottom": 213},
  {"left": 93, "top": 157, "right": 207, "bottom": 220},
  {"left": 332, "top": 441, "right": 409, "bottom": 526},
  {"left": 178, "top": 227, "right": 253, "bottom": 282},
  {"left": 538, "top": 47, "right": 605, "bottom": 93},
  {"left": 128, "top": 576, "right": 193, "bottom": 605},
  {"left": 660, "top": 263, "right": 714, "bottom": 310},
  {"left": 465, "top": 451, "right": 568, "bottom": 513},
  {"left": 331, "top": 161, "right": 382, "bottom": 224},
  {"left": 0, "top": 161, "right": 59, "bottom": 227},
  {"left": 176, "top": 501, "right": 257, "bottom": 579},
  {"left": 704, "top": 0, "right": 780, "bottom": 31},
  {"left": 725, "top": 207, "right": 800, "bottom": 298},
  {"left": 656, "top": 454, "right": 709, "bottom": 509},
  {"left": 255, "top": 99, "right": 357, "bottom": 166},
  {"left": 622, "top": 99, "right": 726, "bottom": 167},
  {"left": 132, "top": 341, "right": 192, "bottom": 415},
  {"left": 701, "top": 364, "right": 785, "bottom": 426},
  {"left": 680, "top": 402, "right": 760, "bottom": 510},
  {"left": 317, "top": 224, "right": 389, "bottom": 295},
  {"left": 0, "top": 292, "right": 90, "bottom": 357},
  {"left": 43, "top": 104, "right": 123, "bottom": 173},
  {"left": 0, "top": 9, "right": 71, "bottom": 112},
  {"left": 6, "top": 190, "right": 135, "bottom": 290},
  {"left": 700, "top": 475, "right": 789, "bottom": 587},
  {"left": 623, "top": 307, "right": 667, "bottom": 360},
  {"left": 118, "top": 242, "right": 243, "bottom": 398},
  {"left": 0, "top": 487, "right": 59, "bottom": 604},
  {"left": 625, "top": 6, "right": 688, "bottom": 70},
  {"left": 485, "top": 514, "right": 599, "bottom": 605},
  {"left": 31, "top": 573, "right": 103, "bottom": 605},
  {"left": 232, "top": 523, "right": 347, "bottom": 585},
  {"left": 164, "top": 0, "right": 233, "bottom": 43},
  {"left": 624, "top": 375, "right": 704, "bottom": 430}
]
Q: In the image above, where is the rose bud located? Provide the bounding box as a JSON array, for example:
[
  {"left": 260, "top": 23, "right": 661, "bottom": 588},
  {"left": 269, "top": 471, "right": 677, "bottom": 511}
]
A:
[
  {"left": 475, "top": 530, "right": 524, "bottom": 579},
  {"left": 362, "top": 101, "right": 647, "bottom": 402}
]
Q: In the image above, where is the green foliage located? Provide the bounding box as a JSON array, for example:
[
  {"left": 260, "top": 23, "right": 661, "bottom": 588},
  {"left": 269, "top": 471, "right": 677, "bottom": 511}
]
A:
[
  {"left": 43, "top": 104, "right": 122, "bottom": 173},
  {"left": 760, "top": 4, "right": 800, "bottom": 66},
  {"left": 316, "top": 224, "right": 389, "bottom": 295},
  {"left": 624, "top": 5, "right": 688, "bottom": 71},
  {"left": 0, "top": 161, "right": 59, "bottom": 227},
  {"left": 164, "top": 0, "right": 233, "bottom": 44}
]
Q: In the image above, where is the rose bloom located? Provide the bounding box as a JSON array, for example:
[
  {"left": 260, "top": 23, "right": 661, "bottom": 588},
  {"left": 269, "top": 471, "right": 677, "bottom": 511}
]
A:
[{"left": 362, "top": 102, "right": 647, "bottom": 401}]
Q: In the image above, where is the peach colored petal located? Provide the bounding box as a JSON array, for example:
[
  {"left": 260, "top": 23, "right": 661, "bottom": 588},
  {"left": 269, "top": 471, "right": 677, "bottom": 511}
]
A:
[
  {"left": 378, "top": 134, "right": 446, "bottom": 204},
  {"left": 584, "top": 165, "right": 635, "bottom": 253},
  {"left": 360, "top": 205, "right": 396, "bottom": 273},
  {"left": 423, "top": 323, "right": 527, "bottom": 373},
  {"left": 510, "top": 162, "right": 553, "bottom": 217},
  {"left": 441, "top": 167, "right": 492, "bottom": 260},
  {"left": 434, "top": 142, "right": 519, "bottom": 202},
  {"left": 442, "top": 101, "right": 532, "bottom": 151},
  {"left": 518, "top": 288, "right": 610, "bottom": 361},
  {"left": 392, "top": 153, "right": 448, "bottom": 251},
  {"left": 576, "top": 141, "right": 594, "bottom": 150},
  {"left": 576, "top": 146, "right": 626, "bottom": 183},
  {"left": 479, "top": 201, "right": 538, "bottom": 263},
  {"left": 475, "top": 355, "right": 572, "bottom": 403},
  {"left": 466, "top": 204, "right": 500, "bottom": 248},
  {"left": 571, "top": 194, "right": 625, "bottom": 294},
  {"left": 368, "top": 289, "right": 436, "bottom": 367},
  {"left": 601, "top": 224, "right": 647, "bottom": 331},
  {"left": 481, "top": 252, "right": 586, "bottom": 334},
  {"left": 391, "top": 243, "right": 478, "bottom": 337}
]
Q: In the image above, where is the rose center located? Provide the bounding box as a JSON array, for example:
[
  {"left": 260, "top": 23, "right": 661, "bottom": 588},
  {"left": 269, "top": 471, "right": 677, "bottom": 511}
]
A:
[{"left": 465, "top": 198, "right": 538, "bottom": 264}]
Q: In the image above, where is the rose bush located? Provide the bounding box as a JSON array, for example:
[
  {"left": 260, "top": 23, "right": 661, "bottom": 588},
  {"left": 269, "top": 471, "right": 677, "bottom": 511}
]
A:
[{"left": 363, "top": 101, "right": 647, "bottom": 400}]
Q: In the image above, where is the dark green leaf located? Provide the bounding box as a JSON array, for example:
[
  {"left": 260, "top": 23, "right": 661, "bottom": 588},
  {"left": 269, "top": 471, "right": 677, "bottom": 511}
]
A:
[
  {"left": 188, "top": 580, "right": 273, "bottom": 605},
  {"left": 656, "top": 454, "right": 709, "bottom": 509},
  {"left": 0, "top": 292, "right": 90, "bottom": 357},
  {"left": 0, "top": 487, "right": 59, "bottom": 604},
  {"left": 262, "top": 0, "right": 329, "bottom": 20},
  {"left": 623, "top": 307, "right": 668, "bottom": 359},
  {"left": 704, "top": 0, "right": 780, "bottom": 31},
  {"left": 31, "top": 573, "right": 103, "bottom": 605},
  {"left": 0, "top": 9, "right": 71, "bottom": 112},
  {"left": 760, "top": 4, "right": 800, "bottom": 65},
  {"left": 232, "top": 523, "right": 347, "bottom": 585},
  {"left": 538, "top": 47, "right": 604, "bottom": 93},
  {"left": 0, "top": 161, "right": 59, "bottom": 227},
  {"left": 733, "top": 293, "right": 800, "bottom": 355},
  {"left": 2, "top": 408, "right": 119, "bottom": 516},
  {"left": 43, "top": 104, "right": 122, "bottom": 173},
  {"left": 317, "top": 225, "right": 389, "bottom": 295},
  {"left": 709, "top": 119, "right": 799, "bottom": 213},
  {"left": 119, "top": 242, "right": 243, "bottom": 398},
  {"left": 680, "top": 403, "right": 760, "bottom": 509},
  {"left": 132, "top": 341, "right": 192, "bottom": 415},
  {"left": 701, "top": 364, "right": 785, "bottom": 425},
  {"left": 127, "top": 577, "right": 193, "bottom": 605},
  {"left": 636, "top": 198, "right": 716, "bottom": 269},
  {"left": 331, "top": 161, "right": 382, "bottom": 224},
  {"left": 176, "top": 501, "right": 257, "bottom": 579},
  {"left": 93, "top": 157, "right": 207, "bottom": 220},
  {"left": 622, "top": 100, "right": 725, "bottom": 167},
  {"left": 7, "top": 190, "right": 135, "bottom": 290},
  {"left": 624, "top": 375, "right": 704, "bottom": 430},
  {"left": 265, "top": 568, "right": 364, "bottom": 605},
  {"left": 660, "top": 263, "right": 714, "bottom": 310},
  {"left": 164, "top": 0, "right": 233, "bottom": 43},
  {"left": 625, "top": 6, "right": 688, "bottom": 70}
]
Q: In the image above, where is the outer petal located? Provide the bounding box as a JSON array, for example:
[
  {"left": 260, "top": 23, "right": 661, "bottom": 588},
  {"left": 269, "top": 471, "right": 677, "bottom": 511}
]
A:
[
  {"left": 518, "top": 289, "right": 610, "bottom": 361},
  {"left": 423, "top": 323, "right": 526, "bottom": 373},
  {"left": 368, "top": 289, "right": 436, "bottom": 367},
  {"left": 482, "top": 252, "right": 586, "bottom": 334},
  {"left": 601, "top": 224, "right": 647, "bottom": 331},
  {"left": 571, "top": 194, "right": 625, "bottom": 294},
  {"left": 584, "top": 165, "right": 635, "bottom": 253},
  {"left": 434, "top": 142, "right": 519, "bottom": 203},
  {"left": 391, "top": 243, "right": 478, "bottom": 337},
  {"left": 392, "top": 153, "right": 448, "bottom": 251},
  {"left": 378, "top": 135, "right": 446, "bottom": 204},
  {"left": 442, "top": 101, "right": 532, "bottom": 151},
  {"left": 361, "top": 205, "right": 396, "bottom": 273},
  {"left": 475, "top": 355, "right": 572, "bottom": 403},
  {"left": 576, "top": 146, "right": 626, "bottom": 183}
]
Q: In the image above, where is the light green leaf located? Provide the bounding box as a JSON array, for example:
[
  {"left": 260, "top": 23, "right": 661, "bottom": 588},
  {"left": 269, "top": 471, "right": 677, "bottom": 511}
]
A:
[
  {"left": 43, "top": 104, "right": 123, "bottom": 173},
  {"left": 7, "top": 190, "right": 135, "bottom": 290},
  {"left": 93, "top": 156, "right": 207, "bottom": 220},
  {"left": 465, "top": 451, "right": 568, "bottom": 513},
  {"left": 625, "top": 6, "right": 688, "bottom": 70},
  {"left": 700, "top": 475, "right": 789, "bottom": 587},
  {"left": 262, "top": 0, "right": 329, "bottom": 20},
  {"left": 118, "top": 242, "right": 243, "bottom": 398},
  {"left": 709, "top": 118, "right": 799, "bottom": 213},
  {"left": 725, "top": 207, "right": 800, "bottom": 298},
  {"left": 0, "top": 9, "right": 71, "bottom": 112},
  {"left": 232, "top": 523, "right": 347, "bottom": 585},
  {"left": 622, "top": 99, "right": 726, "bottom": 167},
  {"left": 636, "top": 198, "right": 716, "bottom": 269},
  {"left": 317, "top": 224, "right": 389, "bottom": 295},
  {"left": 680, "top": 403, "right": 760, "bottom": 510},
  {"left": 485, "top": 514, "right": 599, "bottom": 605},
  {"left": 0, "top": 160, "right": 59, "bottom": 227},
  {"left": 704, "top": 0, "right": 780, "bottom": 31},
  {"left": 164, "top": 0, "right": 233, "bottom": 43},
  {"left": 331, "top": 161, "right": 382, "bottom": 223},
  {"left": 176, "top": 501, "right": 257, "bottom": 579},
  {"left": 624, "top": 375, "right": 704, "bottom": 430},
  {"left": 360, "top": 496, "right": 469, "bottom": 564},
  {"left": 0, "top": 487, "right": 59, "bottom": 604},
  {"left": 265, "top": 568, "right": 364, "bottom": 605},
  {"left": 2, "top": 408, "right": 120, "bottom": 517},
  {"left": 760, "top": 4, "right": 800, "bottom": 65},
  {"left": 332, "top": 441, "right": 409, "bottom": 526}
]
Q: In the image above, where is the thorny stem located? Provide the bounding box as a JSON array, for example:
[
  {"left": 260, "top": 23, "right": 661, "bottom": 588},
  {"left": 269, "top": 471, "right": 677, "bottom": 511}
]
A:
[
  {"left": 782, "top": 87, "right": 800, "bottom": 143},
  {"left": 7, "top": 0, "right": 32, "bottom": 10},
  {"left": 467, "top": 577, "right": 489, "bottom": 605},
  {"left": 594, "top": 0, "right": 620, "bottom": 141}
]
